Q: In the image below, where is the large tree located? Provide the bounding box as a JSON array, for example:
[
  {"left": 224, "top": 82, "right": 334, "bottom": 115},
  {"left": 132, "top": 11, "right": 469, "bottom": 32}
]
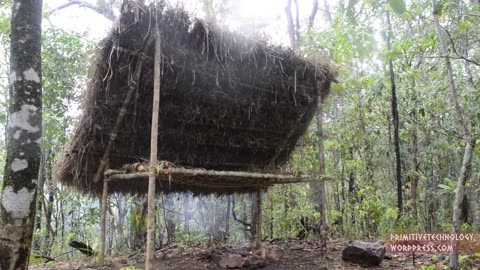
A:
[{"left": 0, "top": 0, "right": 43, "bottom": 269}]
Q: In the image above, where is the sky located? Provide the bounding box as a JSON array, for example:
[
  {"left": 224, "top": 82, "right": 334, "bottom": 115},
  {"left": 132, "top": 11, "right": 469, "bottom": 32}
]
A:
[
  {"left": 45, "top": 0, "right": 333, "bottom": 44},
  {"left": 45, "top": 0, "right": 114, "bottom": 41}
]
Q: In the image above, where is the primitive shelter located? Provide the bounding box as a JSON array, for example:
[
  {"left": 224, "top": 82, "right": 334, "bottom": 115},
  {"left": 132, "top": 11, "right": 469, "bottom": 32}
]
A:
[{"left": 55, "top": 2, "right": 336, "bottom": 196}]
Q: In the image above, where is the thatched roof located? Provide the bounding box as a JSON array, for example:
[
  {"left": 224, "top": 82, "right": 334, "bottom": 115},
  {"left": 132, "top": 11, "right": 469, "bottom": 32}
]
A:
[{"left": 55, "top": 2, "right": 336, "bottom": 196}]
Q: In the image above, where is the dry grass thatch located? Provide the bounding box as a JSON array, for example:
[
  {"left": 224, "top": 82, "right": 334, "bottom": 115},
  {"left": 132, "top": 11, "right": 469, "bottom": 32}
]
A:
[{"left": 55, "top": 1, "right": 337, "bottom": 196}]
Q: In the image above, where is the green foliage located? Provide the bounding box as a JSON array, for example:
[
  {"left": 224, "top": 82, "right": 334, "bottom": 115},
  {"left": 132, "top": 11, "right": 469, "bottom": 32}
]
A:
[
  {"left": 300, "top": 0, "right": 480, "bottom": 238},
  {"left": 129, "top": 201, "right": 147, "bottom": 235},
  {"left": 41, "top": 27, "right": 94, "bottom": 150},
  {"left": 438, "top": 178, "right": 456, "bottom": 194},
  {"left": 0, "top": 1, "right": 11, "bottom": 187},
  {"left": 419, "top": 264, "right": 436, "bottom": 270},
  {"left": 0, "top": 2, "right": 10, "bottom": 44},
  {"left": 387, "top": 0, "right": 406, "bottom": 15},
  {"left": 264, "top": 185, "right": 319, "bottom": 239}
]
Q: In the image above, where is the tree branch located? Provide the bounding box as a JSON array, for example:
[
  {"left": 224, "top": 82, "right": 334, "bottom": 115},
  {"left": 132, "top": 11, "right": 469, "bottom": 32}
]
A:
[
  {"left": 49, "top": 0, "right": 116, "bottom": 21},
  {"left": 440, "top": 25, "right": 480, "bottom": 67},
  {"left": 231, "top": 195, "right": 252, "bottom": 230},
  {"left": 432, "top": 0, "right": 472, "bottom": 139}
]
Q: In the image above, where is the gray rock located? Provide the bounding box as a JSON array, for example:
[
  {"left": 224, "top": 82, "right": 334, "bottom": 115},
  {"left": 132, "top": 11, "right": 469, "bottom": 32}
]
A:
[{"left": 341, "top": 241, "right": 386, "bottom": 267}]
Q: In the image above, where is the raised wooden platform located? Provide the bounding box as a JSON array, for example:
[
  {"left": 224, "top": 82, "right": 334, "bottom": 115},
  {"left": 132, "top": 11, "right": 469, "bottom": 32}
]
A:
[{"left": 103, "top": 162, "right": 333, "bottom": 193}]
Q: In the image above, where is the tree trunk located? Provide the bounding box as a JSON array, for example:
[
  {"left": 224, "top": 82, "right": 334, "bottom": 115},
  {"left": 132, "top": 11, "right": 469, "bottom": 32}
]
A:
[
  {"left": 430, "top": 150, "right": 440, "bottom": 231},
  {"left": 184, "top": 196, "right": 190, "bottom": 234},
  {"left": 164, "top": 195, "right": 175, "bottom": 244},
  {"left": 450, "top": 140, "right": 475, "bottom": 267},
  {"left": 410, "top": 123, "right": 418, "bottom": 219},
  {"left": 432, "top": 1, "right": 477, "bottom": 268},
  {"left": 293, "top": 0, "right": 301, "bottom": 44},
  {"left": 269, "top": 192, "right": 274, "bottom": 239},
  {"left": 386, "top": 11, "right": 403, "bottom": 215},
  {"left": 470, "top": 166, "right": 480, "bottom": 231},
  {"left": 42, "top": 184, "right": 54, "bottom": 256},
  {"left": 408, "top": 55, "right": 422, "bottom": 221},
  {"left": 285, "top": 0, "right": 298, "bottom": 48},
  {"left": 33, "top": 150, "right": 47, "bottom": 252},
  {"left": 114, "top": 194, "right": 126, "bottom": 251},
  {"left": 0, "top": 1, "right": 43, "bottom": 269},
  {"left": 313, "top": 91, "right": 327, "bottom": 252},
  {"left": 308, "top": 0, "right": 319, "bottom": 29}
]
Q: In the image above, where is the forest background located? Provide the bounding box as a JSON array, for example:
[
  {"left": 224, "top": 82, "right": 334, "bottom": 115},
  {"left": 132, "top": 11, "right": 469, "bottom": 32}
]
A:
[{"left": 0, "top": 0, "right": 479, "bottom": 268}]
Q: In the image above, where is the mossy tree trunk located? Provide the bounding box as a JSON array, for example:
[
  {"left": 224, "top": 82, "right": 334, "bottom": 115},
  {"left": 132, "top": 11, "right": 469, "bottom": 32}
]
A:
[{"left": 0, "top": 0, "right": 43, "bottom": 269}]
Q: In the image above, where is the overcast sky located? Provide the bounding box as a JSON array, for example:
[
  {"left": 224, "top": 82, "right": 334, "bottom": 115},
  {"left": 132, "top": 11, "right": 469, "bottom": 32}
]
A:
[{"left": 45, "top": 0, "right": 333, "bottom": 44}]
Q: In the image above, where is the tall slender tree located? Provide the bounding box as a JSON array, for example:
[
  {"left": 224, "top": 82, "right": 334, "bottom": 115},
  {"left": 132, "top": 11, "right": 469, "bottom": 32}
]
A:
[
  {"left": 385, "top": 10, "right": 403, "bottom": 216},
  {"left": 0, "top": 0, "right": 43, "bottom": 269},
  {"left": 432, "top": 0, "right": 477, "bottom": 268}
]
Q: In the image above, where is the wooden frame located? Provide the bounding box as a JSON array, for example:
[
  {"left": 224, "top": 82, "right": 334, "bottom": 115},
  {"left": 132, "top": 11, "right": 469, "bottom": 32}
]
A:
[{"left": 97, "top": 169, "right": 332, "bottom": 264}]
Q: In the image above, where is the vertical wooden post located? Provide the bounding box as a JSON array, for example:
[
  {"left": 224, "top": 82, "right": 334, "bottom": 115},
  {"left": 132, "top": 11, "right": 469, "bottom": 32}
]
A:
[
  {"left": 99, "top": 179, "right": 108, "bottom": 265},
  {"left": 251, "top": 189, "right": 262, "bottom": 249},
  {"left": 145, "top": 16, "right": 161, "bottom": 270},
  {"left": 256, "top": 189, "right": 262, "bottom": 249}
]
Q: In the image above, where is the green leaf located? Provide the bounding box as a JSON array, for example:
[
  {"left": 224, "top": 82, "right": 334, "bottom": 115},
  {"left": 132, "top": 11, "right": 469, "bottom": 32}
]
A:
[
  {"left": 438, "top": 184, "right": 453, "bottom": 191},
  {"left": 388, "top": 0, "right": 406, "bottom": 15}
]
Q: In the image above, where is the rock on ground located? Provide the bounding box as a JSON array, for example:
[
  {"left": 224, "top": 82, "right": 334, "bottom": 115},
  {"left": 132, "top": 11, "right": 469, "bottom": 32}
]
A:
[{"left": 341, "top": 241, "right": 386, "bottom": 267}]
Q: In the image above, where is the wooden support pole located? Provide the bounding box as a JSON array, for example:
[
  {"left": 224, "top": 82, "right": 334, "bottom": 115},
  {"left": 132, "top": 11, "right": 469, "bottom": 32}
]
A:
[
  {"left": 92, "top": 38, "right": 153, "bottom": 183},
  {"left": 99, "top": 179, "right": 108, "bottom": 265},
  {"left": 145, "top": 17, "right": 161, "bottom": 270},
  {"left": 251, "top": 189, "right": 262, "bottom": 249},
  {"left": 256, "top": 189, "right": 262, "bottom": 249}
]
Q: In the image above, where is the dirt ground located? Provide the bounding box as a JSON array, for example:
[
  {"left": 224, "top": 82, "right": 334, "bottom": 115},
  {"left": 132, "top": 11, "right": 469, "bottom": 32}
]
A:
[{"left": 29, "top": 239, "right": 477, "bottom": 270}]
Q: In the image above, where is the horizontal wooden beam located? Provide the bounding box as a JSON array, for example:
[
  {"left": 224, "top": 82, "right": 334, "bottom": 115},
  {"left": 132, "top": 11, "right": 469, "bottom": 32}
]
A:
[{"left": 104, "top": 167, "right": 334, "bottom": 184}]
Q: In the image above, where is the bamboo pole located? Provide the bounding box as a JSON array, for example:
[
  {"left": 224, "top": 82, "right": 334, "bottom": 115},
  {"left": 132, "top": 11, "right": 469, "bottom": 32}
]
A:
[
  {"left": 145, "top": 19, "right": 161, "bottom": 270},
  {"left": 99, "top": 179, "right": 108, "bottom": 265}
]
